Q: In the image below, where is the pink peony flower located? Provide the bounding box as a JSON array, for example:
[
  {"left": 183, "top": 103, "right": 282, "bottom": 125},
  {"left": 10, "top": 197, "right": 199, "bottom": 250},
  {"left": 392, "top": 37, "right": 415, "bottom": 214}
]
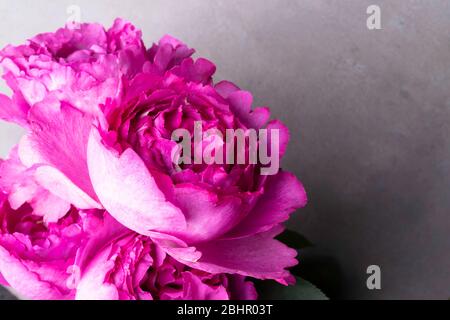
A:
[
  {"left": 0, "top": 19, "right": 146, "bottom": 126},
  {"left": 0, "top": 145, "right": 85, "bottom": 299},
  {"left": 0, "top": 192, "right": 92, "bottom": 299},
  {"left": 0, "top": 18, "right": 307, "bottom": 297}
]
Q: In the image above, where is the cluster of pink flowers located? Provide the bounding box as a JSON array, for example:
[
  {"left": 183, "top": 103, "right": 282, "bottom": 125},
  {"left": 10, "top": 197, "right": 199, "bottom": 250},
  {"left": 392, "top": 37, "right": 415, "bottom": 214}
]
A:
[{"left": 0, "top": 19, "right": 307, "bottom": 300}]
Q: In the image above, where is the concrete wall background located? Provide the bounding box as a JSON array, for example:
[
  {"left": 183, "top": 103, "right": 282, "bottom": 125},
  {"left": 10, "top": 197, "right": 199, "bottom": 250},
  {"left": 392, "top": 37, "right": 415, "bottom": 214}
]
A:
[{"left": 0, "top": 0, "right": 449, "bottom": 299}]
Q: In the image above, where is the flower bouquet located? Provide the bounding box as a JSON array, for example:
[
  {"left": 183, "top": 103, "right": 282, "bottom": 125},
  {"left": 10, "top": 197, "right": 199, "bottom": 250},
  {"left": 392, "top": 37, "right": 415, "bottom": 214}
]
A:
[{"left": 0, "top": 19, "right": 325, "bottom": 300}]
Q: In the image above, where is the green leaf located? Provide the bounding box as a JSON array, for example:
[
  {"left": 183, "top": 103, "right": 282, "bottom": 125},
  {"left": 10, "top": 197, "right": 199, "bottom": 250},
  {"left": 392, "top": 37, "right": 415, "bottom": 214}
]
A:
[
  {"left": 255, "top": 276, "right": 328, "bottom": 300},
  {"left": 276, "top": 229, "right": 313, "bottom": 249}
]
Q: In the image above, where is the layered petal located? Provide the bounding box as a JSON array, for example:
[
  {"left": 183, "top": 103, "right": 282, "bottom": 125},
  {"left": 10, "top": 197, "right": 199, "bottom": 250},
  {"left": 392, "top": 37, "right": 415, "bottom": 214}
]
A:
[
  {"left": 76, "top": 227, "right": 255, "bottom": 300},
  {"left": 160, "top": 227, "right": 297, "bottom": 285},
  {"left": 225, "top": 171, "right": 307, "bottom": 239},
  {"left": 87, "top": 128, "right": 186, "bottom": 235},
  {"left": 227, "top": 90, "right": 270, "bottom": 129},
  {"left": 266, "top": 119, "right": 290, "bottom": 159},
  {"left": 0, "top": 202, "right": 94, "bottom": 299},
  {"left": 0, "top": 147, "right": 71, "bottom": 224},
  {"left": 23, "top": 98, "right": 100, "bottom": 208},
  {"left": 0, "top": 93, "right": 28, "bottom": 126},
  {"left": 171, "top": 184, "right": 244, "bottom": 243}
]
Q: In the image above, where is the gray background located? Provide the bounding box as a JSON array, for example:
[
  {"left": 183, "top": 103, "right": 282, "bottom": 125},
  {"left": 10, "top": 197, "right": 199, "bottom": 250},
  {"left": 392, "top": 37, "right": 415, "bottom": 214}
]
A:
[{"left": 0, "top": 0, "right": 449, "bottom": 299}]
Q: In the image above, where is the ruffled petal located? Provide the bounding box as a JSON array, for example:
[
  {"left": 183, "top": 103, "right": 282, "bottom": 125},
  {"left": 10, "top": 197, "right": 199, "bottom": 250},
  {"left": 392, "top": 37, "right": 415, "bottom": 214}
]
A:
[
  {"left": 75, "top": 245, "right": 119, "bottom": 300},
  {"left": 0, "top": 245, "right": 71, "bottom": 299},
  {"left": 182, "top": 272, "right": 229, "bottom": 300},
  {"left": 266, "top": 119, "right": 289, "bottom": 159},
  {"left": 161, "top": 227, "right": 297, "bottom": 285},
  {"left": 226, "top": 171, "right": 307, "bottom": 238},
  {"left": 0, "top": 146, "right": 71, "bottom": 223},
  {"left": 0, "top": 93, "right": 28, "bottom": 127}
]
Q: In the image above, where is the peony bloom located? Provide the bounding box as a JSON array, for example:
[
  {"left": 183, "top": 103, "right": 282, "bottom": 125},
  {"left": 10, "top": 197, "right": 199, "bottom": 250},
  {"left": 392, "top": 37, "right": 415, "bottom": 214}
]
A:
[
  {"left": 0, "top": 143, "right": 89, "bottom": 299},
  {"left": 0, "top": 19, "right": 146, "bottom": 126},
  {"left": 83, "top": 53, "right": 308, "bottom": 284},
  {"left": 0, "top": 192, "right": 92, "bottom": 299},
  {"left": 0, "top": 18, "right": 307, "bottom": 297}
]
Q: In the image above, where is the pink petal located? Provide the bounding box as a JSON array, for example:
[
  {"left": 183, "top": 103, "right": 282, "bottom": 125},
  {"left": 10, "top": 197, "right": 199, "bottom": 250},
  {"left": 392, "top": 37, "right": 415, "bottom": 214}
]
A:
[
  {"left": 35, "top": 166, "right": 101, "bottom": 210},
  {"left": 0, "top": 272, "right": 8, "bottom": 286},
  {"left": 0, "top": 245, "right": 70, "bottom": 299},
  {"left": 18, "top": 135, "right": 46, "bottom": 168},
  {"left": 75, "top": 245, "right": 119, "bottom": 300},
  {"left": 0, "top": 147, "right": 72, "bottom": 223},
  {"left": 227, "top": 90, "right": 270, "bottom": 129},
  {"left": 214, "top": 80, "right": 240, "bottom": 99},
  {"left": 172, "top": 58, "right": 216, "bottom": 84},
  {"left": 228, "top": 91, "right": 252, "bottom": 119},
  {"left": 87, "top": 129, "right": 186, "bottom": 235},
  {"left": 159, "top": 34, "right": 186, "bottom": 48},
  {"left": 76, "top": 212, "right": 128, "bottom": 271},
  {"left": 226, "top": 171, "right": 307, "bottom": 238},
  {"left": 0, "top": 93, "right": 28, "bottom": 127},
  {"left": 266, "top": 119, "right": 289, "bottom": 158},
  {"left": 150, "top": 231, "right": 202, "bottom": 263},
  {"left": 171, "top": 184, "right": 243, "bottom": 243},
  {"left": 165, "top": 227, "right": 297, "bottom": 285},
  {"left": 29, "top": 187, "right": 71, "bottom": 224},
  {"left": 249, "top": 107, "right": 271, "bottom": 129},
  {"left": 26, "top": 98, "right": 100, "bottom": 207},
  {"left": 182, "top": 272, "right": 229, "bottom": 300},
  {"left": 153, "top": 35, "right": 194, "bottom": 71}
]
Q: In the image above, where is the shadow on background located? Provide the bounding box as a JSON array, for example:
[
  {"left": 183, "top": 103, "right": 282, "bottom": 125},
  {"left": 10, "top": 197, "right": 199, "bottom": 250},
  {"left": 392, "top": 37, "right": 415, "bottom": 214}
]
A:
[
  {"left": 0, "top": 286, "right": 16, "bottom": 300},
  {"left": 293, "top": 249, "right": 343, "bottom": 300}
]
